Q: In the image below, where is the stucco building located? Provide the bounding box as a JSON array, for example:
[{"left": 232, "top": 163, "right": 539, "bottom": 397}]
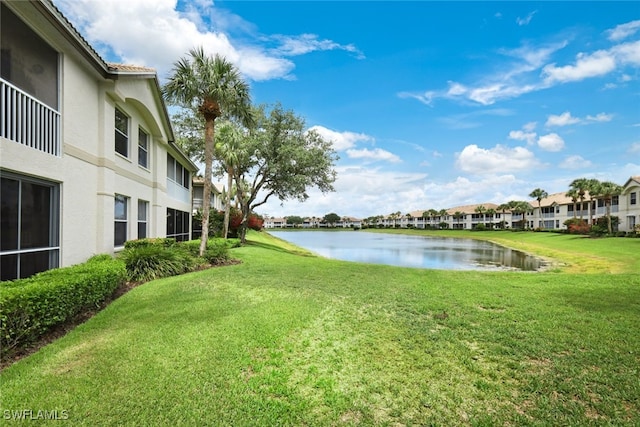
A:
[{"left": 1, "top": 0, "right": 197, "bottom": 280}]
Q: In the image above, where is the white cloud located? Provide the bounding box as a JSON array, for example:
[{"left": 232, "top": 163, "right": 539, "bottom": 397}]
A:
[
  {"left": 546, "top": 111, "right": 580, "bottom": 127},
  {"left": 52, "top": 0, "right": 361, "bottom": 82},
  {"left": 542, "top": 50, "right": 616, "bottom": 84},
  {"left": 606, "top": 20, "right": 640, "bottom": 41},
  {"left": 346, "top": 148, "right": 401, "bottom": 163},
  {"left": 397, "top": 90, "right": 435, "bottom": 106},
  {"left": 308, "top": 126, "right": 373, "bottom": 151},
  {"left": 516, "top": 11, "right": 537, "bottom": 26},
  {"left": 455, "top": 144, "right": 540, "bottom": 175},
  {"left": 537, "top": 133, "right": 565, "bottom": 152},
  {"left": 447, "top": 81, "right": 467, "bottom": 96},
  {"left": 629, "top": 142, "right": 640, "bottom": 154},
  {"left": 559, "top": 155, "right": 593, "bottom": 169},
  {"left": 586, "top": 113, "right": 613, "bottom": 122},
  {"left": 403, "top": 41, "right": 566, "bottom": 106},
  {"left": 545, "top": 111, "right": 613, "bottom": 127},
  {"left": 509, "top": 130, "right": 537, "bottom": 145},
  {"left": 523, "top": 121, "right": 537, "bottom": 132},
  {"left": 271, "top": 34, "right": 365, "bottom": 59},
  {"left": 611, "top": 40, "right": 640, "bottom": 66}
]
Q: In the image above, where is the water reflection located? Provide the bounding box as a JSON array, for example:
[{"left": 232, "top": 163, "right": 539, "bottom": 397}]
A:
[{"left": 269, "top": 231, "right": 544, "bottom": 271}]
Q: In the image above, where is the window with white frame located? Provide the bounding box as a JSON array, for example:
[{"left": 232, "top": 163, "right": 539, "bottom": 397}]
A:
[
  {"left": 0, "top": 173, "right": 60, "bottom": 280},
  {"left": 630, "top": 192, "right": 636, "bottom": 205},
  {"left": 138, "top": 200, "right": 148, "bottom": 239},
  {"left": 115, "top": 108, "right": 129, "bottom": 157},
  {"left": 138, "top": 128, "right": 149, "bottom": 168},
  {"left": 114, "top": 194, "right": 128, "bottom": 246}
]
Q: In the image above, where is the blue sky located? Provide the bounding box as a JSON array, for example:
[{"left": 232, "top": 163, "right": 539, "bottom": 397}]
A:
[{"left": 54, "top": 0, "right": 640, "bottom": 219}]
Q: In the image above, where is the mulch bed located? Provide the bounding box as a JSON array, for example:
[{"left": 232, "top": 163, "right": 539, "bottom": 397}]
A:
[{"left": 0, "top": 259, "right": 242, "bottom": 371}]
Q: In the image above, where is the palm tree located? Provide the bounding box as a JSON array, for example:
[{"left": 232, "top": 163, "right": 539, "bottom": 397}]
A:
[
  {"left": 214, "top": 121, "right": 243, "bottom": 239},
  {"left": 529, "top": 188, "right": 548, "bottom": 229},
  {"left": 586, "top": 178, "right": 601, "bottom": 225},
  {"left": 597, "top": 181, "right": 623, "bottom": 234},
  {"left": 485, "top": 208, "right": 496, "bottom": 229},
  {"left": 566, "top": 188, "right": 579, "bottom": 218},
  {"left": 509, "top": 200, "right": 530, "bottom": 229},
  {"left": 497, "top": 203, "right": 510, "bottom": 229},
  {"left": 569, "top": 178, "right": 590, "bottom": 222},
  {"left": 163, "top": 47, "right": 253, "bottom": 255},
  {"left": 453, "top": 211, "right": 464, "bottom": 228},
  {"left": 474, "top": 205, "right": 486, "bottom": 228}
]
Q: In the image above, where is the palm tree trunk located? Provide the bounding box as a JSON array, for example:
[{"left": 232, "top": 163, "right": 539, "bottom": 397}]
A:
[
  {"left": 222, "top": 166, "right": 233, "bottom": 239},
  {"left": 199, "top": 118, "right": 215, "bottom": 256}
]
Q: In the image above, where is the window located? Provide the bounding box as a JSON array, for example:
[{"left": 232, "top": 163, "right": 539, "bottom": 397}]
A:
[
  {"left": 114, "top": 194, "right": 128, "bottom": 246},
  {"left": 115, "top": 108, "right": 129, "bottom": 157},
  {"left": 631, "top": 192, "right": 637, "bottom": 205},
  {"left": 1, "top": 173, "right": 59, "bottom": 280},
  {"left": 1, "top": 4, "right": 59, "bottom": 109},
  {"left": 138, "top": 200, "right": 148, "bottom": 239},
  {"left": 166, "top": 154, "right": 190, "bottom": 189},
  {"left": 138, "top": 128, "right": 149, "bottom": 168},
  {"left": 166, "top": 208, "right": 190, "bottom": 242}
]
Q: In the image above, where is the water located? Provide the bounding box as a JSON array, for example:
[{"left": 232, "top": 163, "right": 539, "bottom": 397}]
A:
[{"left": 269, "top": 230, "right": 544, "bottom": 271}]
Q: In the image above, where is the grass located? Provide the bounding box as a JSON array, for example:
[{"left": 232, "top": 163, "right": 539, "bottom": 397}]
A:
[{"left": 1, "top": 230, "right": 639, "bottom": 425}]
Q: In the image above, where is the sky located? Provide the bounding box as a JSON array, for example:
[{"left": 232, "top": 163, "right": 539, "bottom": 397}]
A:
[{"left": 53, "top": 0, "right": 640, "bottom": 219}]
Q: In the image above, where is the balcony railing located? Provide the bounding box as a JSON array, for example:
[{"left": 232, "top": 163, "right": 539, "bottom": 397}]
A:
[{"left": 1, "top": 79, "right": 60, "bottom": 157}]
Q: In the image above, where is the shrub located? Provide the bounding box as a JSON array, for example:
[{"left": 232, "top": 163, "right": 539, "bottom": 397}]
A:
[
  {"left": 119, "top": 245, "right": 194, "bottom": 282},
  {"left": 473, "top": 223, "right": 486, "bottom": 231},
  {"left": 124, "top": 237, "right": 176, "bottom": 249},
  {"left": 203, "top": 242, "right": 230, "bottom": 265},
  {"left": 565, "top": 218, "right": 589, "bottom": 235},
  {"left": 0, "top": 256, "right": 126, "bottom": 358}
]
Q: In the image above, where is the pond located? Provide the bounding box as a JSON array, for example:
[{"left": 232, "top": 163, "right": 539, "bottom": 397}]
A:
[{"left": 269, "top": 230, "right": 545, "bottom": 271}]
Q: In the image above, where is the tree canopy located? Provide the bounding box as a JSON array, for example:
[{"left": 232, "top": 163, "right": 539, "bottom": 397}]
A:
[{"left": 230, "top": 104, "right": 338, "bottom": 242}]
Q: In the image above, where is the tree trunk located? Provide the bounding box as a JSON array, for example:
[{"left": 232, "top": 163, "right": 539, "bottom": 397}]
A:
[
  {"left": 199, "top": 118, "right": 215, "bottom": 256},
  {"left": 222, "top": 166, "right": 233, "bottom": 239}
]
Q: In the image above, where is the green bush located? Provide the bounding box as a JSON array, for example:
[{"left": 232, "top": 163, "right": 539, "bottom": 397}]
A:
[
  {"left": 0, "top": 256, "right": 126, "bottom": 358},
  {"left": 119, "top": 245, "right": 195, "bottom": 282},
  {"left": 124, "top": 237, "right": 177, "bottom": 249},
  {"left": 203, "top": 242, "right": 230, "bottom": 265}
]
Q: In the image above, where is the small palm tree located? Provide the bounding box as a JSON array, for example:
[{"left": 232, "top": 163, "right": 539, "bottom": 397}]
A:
[
  {"left": 586, "top": 178, "right": 601, "bottom": 225},
  {"left": 597, "top": 181, "right": 623, "bottom": 234},
  {"left": 566, "top": 188, "right": 579, "bottom": 218},
  {"left": 474, "top": 205, "right": 486, "bottom": 227},
  {"left": 529, "top": 188, "right": 548, "bottom": 229},
  {"left": 497, "top": 203, "right": 510, "bottom": 229},
  {"left": 485, "top": 208, "right": 496, "bottom": 229},
  {"left": 453, "top": 211, "right": 464, "bottom": 227},
  {"left": 569, "top": 178, "right": 590, "bottom": 222},
  {"left": 163, "top": 47, "right": 253, "bottom": 255},
  {"left": 214, "top": 121, "right": 244, "bottom": 239}
]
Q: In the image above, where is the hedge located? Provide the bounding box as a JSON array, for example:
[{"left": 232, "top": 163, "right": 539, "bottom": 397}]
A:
[{"left": 0, "top": 255, "right": 126, "bottom": 358}]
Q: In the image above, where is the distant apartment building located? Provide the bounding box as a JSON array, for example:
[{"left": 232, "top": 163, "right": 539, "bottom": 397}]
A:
[
  {"left": 0, "top": 0, "right": 197, "bottom": 280},
  {"left": 263, "top": 176, "right": 640, "bottom": 233}
]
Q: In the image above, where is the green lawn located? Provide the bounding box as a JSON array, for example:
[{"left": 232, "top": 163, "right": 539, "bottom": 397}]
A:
[{"left": 1, "top": 230, "right": 639, "bottom": 425}]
